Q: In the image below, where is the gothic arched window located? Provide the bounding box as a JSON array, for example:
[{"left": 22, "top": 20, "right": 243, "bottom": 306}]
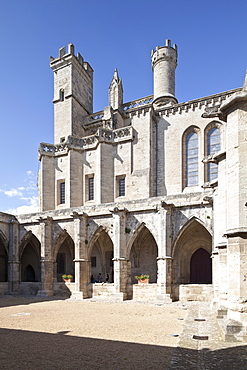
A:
[
  {"left": 207, "top": 127, "right": 220, "bottom": 182},
  {"left": 186, "top": 132, "right": 198, "bottom": 186}
]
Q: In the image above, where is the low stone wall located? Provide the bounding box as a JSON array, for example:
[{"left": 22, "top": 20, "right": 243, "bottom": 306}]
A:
[
  {"left": 179, "top": 284, "right": 214, "bottom": 302},
  {"left": 0, "top": 282, "right": 8, "bottom": 294},
  {"left": 92, "top": 283, "right": 115, "bottom": 297},
  {"left": 133, "top": 283, "right": 158, "bottom": 301}
]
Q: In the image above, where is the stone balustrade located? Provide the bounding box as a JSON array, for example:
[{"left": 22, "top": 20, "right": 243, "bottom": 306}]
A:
[{"left": 39, "top": 126, "right": 134, "bottom": 156}]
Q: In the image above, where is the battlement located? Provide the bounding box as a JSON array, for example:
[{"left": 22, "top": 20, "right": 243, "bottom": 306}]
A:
[
  {"left": 151, "top": 39, "right": 177, "bottom": 54},
  {"left": 151, "top": 39, "right": 177, "bottom": 69},
  {"left": 50, "top": 43, "right": 93, "bottom": 75}
]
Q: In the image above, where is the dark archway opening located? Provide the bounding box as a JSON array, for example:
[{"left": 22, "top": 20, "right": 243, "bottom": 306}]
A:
[
  {"left": 56, "top": 236, "right": 74, "bottom": 282},
  {"left": 24, "top": 264, "right": 36, "bottom": 282},
  {"left": 190, "top": 248, "right": 212, "bottom": 283},
  {"left": 0, "top": 242, "right": 8, "bottom": 282},
  {"left": 90, "top": 230, "right": 114, "bottom": 283},
  {"left": 21, "top": 237, "right": 41, "bottom": 282}
]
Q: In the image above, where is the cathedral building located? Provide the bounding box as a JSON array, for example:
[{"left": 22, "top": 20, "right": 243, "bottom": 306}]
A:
[{"left": 1, "top": 40, "right": 247, "bottom": 341}]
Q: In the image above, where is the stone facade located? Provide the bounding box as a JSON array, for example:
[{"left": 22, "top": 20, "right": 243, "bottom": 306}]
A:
[{"left": 1, "top": 40, "right": 247, "bottom": 341}]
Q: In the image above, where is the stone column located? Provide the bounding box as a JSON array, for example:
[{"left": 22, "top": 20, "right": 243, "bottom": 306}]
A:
[
  {"left": 217, "top": 245, "right": 228, "bottom": 306},
  {"left": 37, "top": 217, "right": 54, "bottom": 297},
  {"left": 227, "top": 236, "right": 247, "bottom": 319},
  {"left": 157, "top": 202, "right": 172, "bottom": 302},
  {"left": 8, "top": 219, "right": 20, "bottom": 294},
  {"left": 71, "top": 212, "right": 89, "bottom": 300},
  {"left": 211, "top": 249, "right": 219, "bottom": 304},
  {"left": 111, "top": 206, "right": 129, "bottom": 300}
]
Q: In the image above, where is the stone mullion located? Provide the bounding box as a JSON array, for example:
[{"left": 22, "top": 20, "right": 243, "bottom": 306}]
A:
[
  {"left": 37, "top": 217, "right": 54, "bottom": 297},
  {"left": 71, "top": 212, "right": 89, "bottom": 299},
  {"left": 8, "top": 219, "right": 20, "bottom": 293}
]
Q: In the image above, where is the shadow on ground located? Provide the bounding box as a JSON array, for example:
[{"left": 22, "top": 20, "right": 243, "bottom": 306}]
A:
[
  {"left": 0, "top": 328, "right": 246, "bottom": 369},
  {"left": 0, "top": 295, "right": 68, "bottom": 308}
]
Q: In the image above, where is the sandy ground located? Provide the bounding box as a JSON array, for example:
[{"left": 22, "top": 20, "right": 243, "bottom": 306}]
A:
[{"left": 0, "top": 296, "right": 187, "bottom": 369}]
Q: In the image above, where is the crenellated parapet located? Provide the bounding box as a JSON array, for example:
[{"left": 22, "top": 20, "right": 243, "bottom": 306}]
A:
[
  {"left": 80, "top": 88, "right": 241, "bottom": 132},
  {"left": 50, "top": 43, "right": 93, "bottom": 78}
]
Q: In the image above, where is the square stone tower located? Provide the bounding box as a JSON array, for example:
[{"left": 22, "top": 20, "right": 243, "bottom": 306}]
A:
[{"left": 50, "top": 43, "right": 93, "bottom": 143}]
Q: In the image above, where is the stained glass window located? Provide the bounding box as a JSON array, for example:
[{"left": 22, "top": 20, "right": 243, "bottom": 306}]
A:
[
  {"left": 207, "top": 128, "right": 220, "bottom": 182},
  {"left": 186, "top": 132, "right": 198, "bottom": 186}
]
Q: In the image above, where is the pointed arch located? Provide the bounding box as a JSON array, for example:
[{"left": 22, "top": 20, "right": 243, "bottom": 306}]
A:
[
  {"left": 87, "top": 225, "right": 106, "bottom": 257},
  {"left": 88, "top": 226, "right": 113, "bottom": 283},
  {"left": 54, "top": 231, "right": 75, "bottom": 282},
  {"left": 172, "top": 217, "right": 212, "bottom": 286},
  {"left": 204, "top": 121, "right": 222, "bottom": 183},
  {"left": 19, "top": 230, "right": 33, "bottom": 259},
  {"left": 173, "top": 216, "right": 212, "bottom": 257},
  {"left": 204, "top": 120, "right": 222, "bottom": 139},
  {"left": 126, "top": 222, "right": 146, "bottom": 260},
  {"left": 0, "top": 230, "right": 8, "bottom": 282},
  {"left": 0, "top": 229, "right": 8, "bottom": 251},
  {"left": 128, "top": 223, "right": 158, "bottom": 283},
  {"left": 20, "top": 233, "right": 41, "bottom": 282},
  {"left": 53, "top": 229, "right": 73, "bottom": 260},
  {"left": 182, "top": 125, "right": 200, "bottom": 189}
]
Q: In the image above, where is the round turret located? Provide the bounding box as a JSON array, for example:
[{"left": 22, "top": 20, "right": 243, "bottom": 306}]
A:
[{"left": 151, "top": 39, "right": 178, "bottom": 108}]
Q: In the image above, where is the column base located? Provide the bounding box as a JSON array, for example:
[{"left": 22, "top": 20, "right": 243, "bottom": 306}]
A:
[
  {"left": 156, "top": 294, "right": 172, "bottom": 303},
  {"left": 70, "top": 291, "right": 85, "bottom": 300}
]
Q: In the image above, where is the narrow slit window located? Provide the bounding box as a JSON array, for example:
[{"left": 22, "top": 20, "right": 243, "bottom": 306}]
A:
[
  {"left": 119, "top": 177, "right": 125, "bottom": 197},
  {"left": 88, "top": 177, "right": 94, "bottom": 200},
  {"left": 60, "top": 89, "right": 64, "bottom": 102},
  {"left": 60, "top": 182, "right": 65, "bottom": 204}
]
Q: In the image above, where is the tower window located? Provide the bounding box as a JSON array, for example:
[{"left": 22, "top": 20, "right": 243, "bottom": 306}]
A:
[
  {"left": 60, "top": 89, "right": 64, "bottom": 102},
  {"left": 119, "top": 177, "right": 125, "bottom": 197},
  {"left": 88, "top": 176, "right": 94, "bottom": 200},
  {"left": 207, "top": 127, "right": 220, "bottom": 182},
  {"left": 60, "top": 182, "right": 65, "bottom": 204},
  {"left": 186, "top": 132, "right": 198, "bottom": 186}
]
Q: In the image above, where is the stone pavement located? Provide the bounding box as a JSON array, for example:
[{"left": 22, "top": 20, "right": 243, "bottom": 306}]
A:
[{"left": 169, "top": 302, "right": 247, "bottom": 369}]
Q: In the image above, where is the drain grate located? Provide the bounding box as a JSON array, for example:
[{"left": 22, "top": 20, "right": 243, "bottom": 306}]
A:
[
  {"left": 193, "top": 335, "right": 209, "bottom": 340},
  {"left": 194, "top": 318, "right": 206, "bottom": 322}
]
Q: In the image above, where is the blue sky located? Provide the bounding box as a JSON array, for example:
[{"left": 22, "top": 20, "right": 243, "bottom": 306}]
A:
[{"left": 0, "top": 0, "right": 247, "bottom": 214}]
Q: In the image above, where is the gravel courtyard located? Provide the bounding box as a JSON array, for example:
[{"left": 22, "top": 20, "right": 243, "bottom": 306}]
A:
[{"left": 0, "top": 297, "right": 186, "bottom": 369}]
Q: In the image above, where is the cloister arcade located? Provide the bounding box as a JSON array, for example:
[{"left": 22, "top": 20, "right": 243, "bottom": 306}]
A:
[{"left": 0, "top": 211, "right": 213, "bottom": 301}]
